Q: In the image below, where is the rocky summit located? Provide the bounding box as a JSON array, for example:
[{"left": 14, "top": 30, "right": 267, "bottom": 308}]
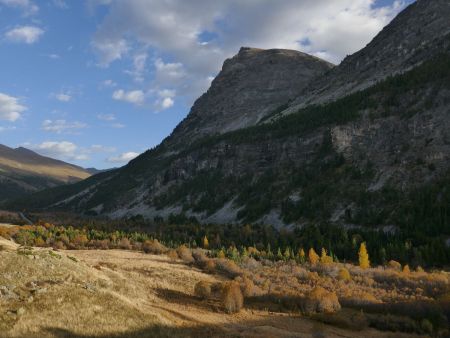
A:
[
  {"left": 8, "top": 0, "right": 450, "bottom": 232},
  {"left": 166, "top": 47, "right": 333, "bottom": 148},
  {"left": 283, "top": 0, "right": 450, "bottom": 112}
]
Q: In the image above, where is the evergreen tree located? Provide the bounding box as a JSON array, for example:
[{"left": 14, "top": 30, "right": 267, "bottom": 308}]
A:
[
  {"left": 309, "top": 248, "right": 319, "bottom": 265},
  {"left": 202, "top": 235, "right": 209, "bottom": 249},
  {"left": 298, "top": 248, "right": 306, "bottom": 264},
  {"left": 359, "top": 242, "right": 370, "bottom": 269}
]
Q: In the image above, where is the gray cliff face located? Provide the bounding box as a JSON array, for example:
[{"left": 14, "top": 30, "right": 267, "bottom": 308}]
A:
[
  {"left": 285, "top": 0, "right": 450, "bottom": 113},
  {"left": 166, "top": 47, "right": 333, "bottom": 147}
]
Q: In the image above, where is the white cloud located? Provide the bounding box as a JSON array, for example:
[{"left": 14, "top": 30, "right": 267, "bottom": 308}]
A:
[
  {"left": 125, "top": 52, "right": 148, "bottom": 82},
  {"left": 97, "top": 113, "right": 116, "bottom": 121},
  {"left": 25, "top": 141, "right": 117, "bottom": 162},
  {"left": 0, "top": 92, "right": 26, "bottom": 121},
  {"left": 107, "top": 151, "right": 139, "bottom": 164},
  {"left": 112, "top": 89, "right": 145, "bottom": 105},
  {"left": 28, "top": 141, "right": 88, "bottom": 161},
  {"left": 42, "top": 119, "right": 87, "bottom": 134},
  {"left": 93, "top": 38, "right": 128, "bottom": 66},
  {"left": 0, "top": 0, "right": 38, "bottom": 15},
  {"left": 47, "top": 53, "right": 60, "bottom": 59},
  {"left": 5, "top": 25, "right": 44, "bottom": 44},
  {"left": 55, "top": 93, "right": 71, "bottom": 102},
  {"left": 90, "top": 144, "right": 116, "bottom": 153},
  {"left": 97, "top": 113, "right": 125, "bottom": 128},
  {"left": 92, "top": 0, "right": 409, "bottom": 105},
  {"left": 154, "top": 88, "right": 175, "bottom": 110},
  {"left": 101, "top": 79, "right": 117, "bottom": 87},
  {"left": 0, "top": 126, "right": 16, "bottom": 132},
  {"left": 52, "top": 0, "right": 68, "bottom": 9},
  {"left": 161, "top": 97, "right": 174, "bottom": 109}
]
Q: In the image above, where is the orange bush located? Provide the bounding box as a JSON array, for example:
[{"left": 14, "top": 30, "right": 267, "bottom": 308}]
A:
[
  {"left": 222, "top": 281, "right": 244, "bottom": 313},
  {"left": 176, "top": 245, "right": 194, "bottom": 263},
  {"left": 194, "top": 281, "right": 211, "bottom": 299},
  {"left": 142, "top": 239, "right": 167, "bottom": 254}
]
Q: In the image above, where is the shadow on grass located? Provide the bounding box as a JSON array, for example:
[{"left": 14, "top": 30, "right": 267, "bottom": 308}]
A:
[
  {"left": 44, "top": 324, "right": 226, "bottom": 338},
  {"left": 154, "top": 288, "right": 222, "bottom": 313}
]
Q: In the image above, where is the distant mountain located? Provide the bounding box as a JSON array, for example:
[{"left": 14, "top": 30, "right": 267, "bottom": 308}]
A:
[
  {"left": 84, "top": 167, "right": 113, "bottom": 175},
  {"left": 0, "top": 144, "right": 91, "bottom": 202},
  {"left": 9, "top": 0, "right": 450, "bottom": 235}
]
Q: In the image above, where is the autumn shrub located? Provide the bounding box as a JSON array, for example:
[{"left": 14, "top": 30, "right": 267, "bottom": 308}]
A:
[
  {"left": 215, "top": 258, "right": 243, "bottom": 278},
  {"left": 89, "top": 239, "right": 111, "bottom": 250},
  {"left": 192, "top": 249, "right": 209, "bottom": 263},
  {"left": 237, "top": 275, "right": 258, "bottom": 297},
  {"left": 132, "top": 241, "right": 142, "bottom": 251},
  {"left": 402, "top": 264, "right": 411, "bottom": 275},
  {"left": 341, "top": 291, "right": 381, "bottom": 307},
  {"left": 52, "top": 240, "right": 66, "bottom": 250},
  {"left": 0, "top": 227, "right": 11, "bottom": 239},
  {"left": 292, "top": 265, "right": 309, "bottom": 279},
  {"left": 205, "top": 259, "right": 216, "bottom": 273},
  {"left": 211, "top": 282, "right": 225, "bottom": 299},
  {"left": 240, "top": 257, "right": 261, "bottom": 271},
  {"left": 34, "top": 236, "right": 46, "bottom": 247},
  {"left": 222, "top": 281, "right": 244, "bottom": 314},
  {"left": 194, "top": 281, "right": 211, "bottom": 299},
  {"left": 72, "top": 234, "right": 89, "bottom": 249},
  {"left": 177, "top": 245, "right": 194, "bottom": 263},
  {"left": 302, "top": 286, "right": 341, "bottom": 314},
  {"left": 387, "top": 260, "right": 402, "bottom": 271},
  {"left": 142, "top": 239, "right": 167, "bottom": 254},
  {"left": 118, "top": 237, "right": 132, "bottom": 250},
  {"left": 167, "top": 249, "right": 179, "bottom": 261},
  {"left": 337, "top": 267, "right": 351, "bottom": 281}
]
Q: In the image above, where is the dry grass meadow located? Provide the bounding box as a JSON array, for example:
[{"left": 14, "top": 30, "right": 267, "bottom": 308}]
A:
[{"left": 1, "top": 231, "right": 449, "bottom": 337}]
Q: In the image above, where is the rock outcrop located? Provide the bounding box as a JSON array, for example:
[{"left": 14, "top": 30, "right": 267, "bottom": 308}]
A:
[
  {"left": 167, "top": 47, "right": 333, "bottom": 147},
  {"left": 283, "top": 0, "right": 450, "bottom": 113}
]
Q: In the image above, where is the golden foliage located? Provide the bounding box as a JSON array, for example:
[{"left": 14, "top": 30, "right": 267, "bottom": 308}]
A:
[
  {"left": 202, "top": 236, "right": 209, "bottom": 249},
  {"left": 308, "top": 248, "right": 319, "bottom": 265},
  {"left": 337, "top": 267, "right": 351, "bottom": 281},
  {"left": 222, "top": 281, "right": 244, "bottom": 313},
  {"left": 358, "top": 242, "right": 370, "bottom": 269}
]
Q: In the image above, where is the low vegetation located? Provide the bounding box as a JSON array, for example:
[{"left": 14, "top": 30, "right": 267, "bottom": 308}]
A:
[{"left": 2, "top": 220, "right": 448, "bottom": 337}]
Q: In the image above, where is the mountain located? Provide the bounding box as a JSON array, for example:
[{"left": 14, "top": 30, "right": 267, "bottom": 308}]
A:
[
  {"left": 9, "top": 0, "right": 450, "bottom": 235},
  {"left": 85, "top": 167, "right": 113, "bottom": 175},
  {"left": 280, "top": 0, "right": 450, "bottom": 114},
  {"left": 0, "top": 144, "right": 91, "bottom": 202},
  {"left": 166, "top": 47, "right": 333, "bottom": 147}
]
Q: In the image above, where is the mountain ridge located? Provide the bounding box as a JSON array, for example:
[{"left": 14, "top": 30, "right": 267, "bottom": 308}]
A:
[{"left": 0, "top": 144, "right": 92, "bottom": 202}]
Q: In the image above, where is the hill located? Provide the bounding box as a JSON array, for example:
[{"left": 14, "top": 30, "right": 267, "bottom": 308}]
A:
[{"left": 0, "top": 144, "right": 91, "bottom": 202}]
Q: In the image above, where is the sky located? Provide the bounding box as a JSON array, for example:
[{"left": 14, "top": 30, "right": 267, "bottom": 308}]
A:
[{"left": 0, "top": 0, "right": 414, "bottom": 169}]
